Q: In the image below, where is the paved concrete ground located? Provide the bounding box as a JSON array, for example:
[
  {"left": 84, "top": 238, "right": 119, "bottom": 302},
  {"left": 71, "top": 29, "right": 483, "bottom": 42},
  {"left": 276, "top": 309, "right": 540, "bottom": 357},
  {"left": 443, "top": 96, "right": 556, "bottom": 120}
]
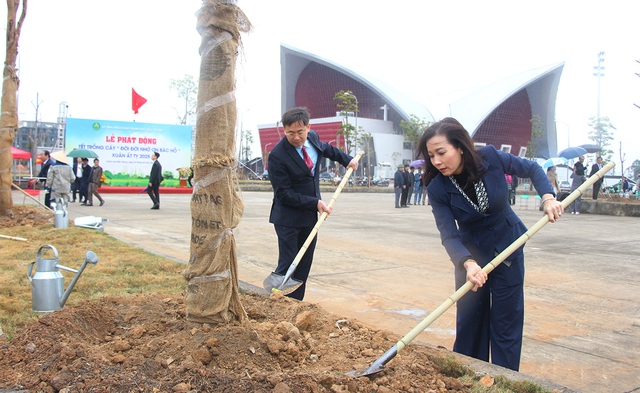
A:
[{"left": 14, "top": 189, "right": 640, "bottom": 393}]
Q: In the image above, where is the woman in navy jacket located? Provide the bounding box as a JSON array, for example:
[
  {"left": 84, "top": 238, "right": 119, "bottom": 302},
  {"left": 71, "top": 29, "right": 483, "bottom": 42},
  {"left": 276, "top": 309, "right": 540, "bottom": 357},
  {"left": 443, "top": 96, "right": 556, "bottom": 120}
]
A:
[{"left": 417, "top": 118, "right": 564, "bottom": 371}]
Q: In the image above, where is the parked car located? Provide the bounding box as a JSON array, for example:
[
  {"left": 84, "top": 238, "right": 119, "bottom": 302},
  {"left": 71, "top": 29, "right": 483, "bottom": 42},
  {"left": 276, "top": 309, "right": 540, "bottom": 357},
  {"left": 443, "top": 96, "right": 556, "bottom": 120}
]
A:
[
  {"left": 319, "top": 172, "right": 333, "bottom": 183},
  {"left": 261, "top": 170, "right": 269, "bottom": 181},
  {"left": 559, "top": 180, "right": 571, "bottom": 193}
]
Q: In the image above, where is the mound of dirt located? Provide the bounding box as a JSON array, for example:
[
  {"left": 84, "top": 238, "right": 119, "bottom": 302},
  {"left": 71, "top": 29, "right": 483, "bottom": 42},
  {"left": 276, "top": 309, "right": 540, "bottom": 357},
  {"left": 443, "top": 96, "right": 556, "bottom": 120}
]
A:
[
  {"left": 0, "top": 205, "right": 53, "bottom": 228},
  {"left": 0, "top": 292, "right": 471, "bottom": 392}
]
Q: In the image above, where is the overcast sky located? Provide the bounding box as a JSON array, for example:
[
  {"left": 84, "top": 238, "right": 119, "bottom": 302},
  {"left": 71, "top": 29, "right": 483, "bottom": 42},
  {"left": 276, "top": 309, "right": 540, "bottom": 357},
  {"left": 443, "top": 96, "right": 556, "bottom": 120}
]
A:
[{"left": 4, "top": 1, "right": 639, "bottom": 173}]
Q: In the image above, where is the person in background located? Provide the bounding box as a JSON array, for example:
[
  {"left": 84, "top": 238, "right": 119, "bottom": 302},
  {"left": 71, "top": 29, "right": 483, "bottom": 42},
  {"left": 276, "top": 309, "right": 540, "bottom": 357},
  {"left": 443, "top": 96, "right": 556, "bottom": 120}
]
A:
[
  {"left": 406, "top": 166, "right": 415, "bottom": 205},
  {"left": 569, "top": 156, "right": 586, "bottom": 214},
  {"left": 147, "top": 152, "right": 163, "bottom": 210},
  {"left": 37, "top": 150, "right": 55, "bottom": 208},
  {"left": 510, "top": 174, "right": 519, "bottom": 205},
  {"left": 394, "top": 164, "right": 405, "bottom": 208},
  {"left": 188, "top": 166, "right": 194, "bottom": 187},
  {"left": 266, "top": 107, "right": 358, "bottom": 301},
  {"left": 422, "top": 170, "right": 429, "bottom": 205},
  {"left": 71, "top": 157, "right": 83, "bottom": 203},
  {"left": 413, "top": 166, "right": 424, "bottom": 205},
  {"left": 418, "top": 117, "right": 563, "bottom": 372},
  {"left": 401, "top": 164, "right": 411, "bottom": 207},
  {"left": 46, "top": 155, "right": 75, "bottom": 206},
  {"left": 546, "top": 166, "right": 560, "bottom": 195},
  {"left": 87, "top": 158, "right": 105, "bottom": 207},
  {"left": 79, "top": 158, "right": 92, "bottom": 206},
  {"left": 619, "top": 176, "right": 630, "bottom": 194},
  {"left": 589, "top": 157, "right": 604, "bottom": 199}
]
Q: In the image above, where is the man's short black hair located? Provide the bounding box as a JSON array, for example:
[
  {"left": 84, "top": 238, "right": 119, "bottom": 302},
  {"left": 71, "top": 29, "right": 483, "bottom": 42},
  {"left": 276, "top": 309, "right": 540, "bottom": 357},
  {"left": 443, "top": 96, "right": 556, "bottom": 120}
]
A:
[
  {"left": 154, "top": 152, "right": 160, "bottom": 158},
  {"left": 281, "top": 107, "right": 310, "bottom": 128}
]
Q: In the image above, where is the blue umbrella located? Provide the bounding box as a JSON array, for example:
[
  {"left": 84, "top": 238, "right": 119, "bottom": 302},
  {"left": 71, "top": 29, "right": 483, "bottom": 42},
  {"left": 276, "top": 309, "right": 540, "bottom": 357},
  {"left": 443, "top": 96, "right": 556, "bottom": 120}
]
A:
[
  {"left": 558, "top": 146, "right": 588, "bottom": 160},
  {"left": 541, "top": 157, "right": 568, "bottom": 169}
]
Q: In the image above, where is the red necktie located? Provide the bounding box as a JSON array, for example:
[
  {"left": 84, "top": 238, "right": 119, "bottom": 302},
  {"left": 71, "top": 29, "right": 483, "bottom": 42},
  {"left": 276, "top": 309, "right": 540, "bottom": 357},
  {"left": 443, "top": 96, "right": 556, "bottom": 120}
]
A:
[{"left": 302, "top": 146, "right": 314, "bottom": 173}]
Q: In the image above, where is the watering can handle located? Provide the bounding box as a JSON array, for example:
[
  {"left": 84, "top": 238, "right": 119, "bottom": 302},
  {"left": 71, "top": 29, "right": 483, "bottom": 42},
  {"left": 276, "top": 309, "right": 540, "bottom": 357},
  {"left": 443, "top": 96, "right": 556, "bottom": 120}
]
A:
[
  {"left": 27, "top": 261, "right": 35, "bottom": 282},
  {"left": 36, "top": 244, "right": 59, "bottom": 262}
]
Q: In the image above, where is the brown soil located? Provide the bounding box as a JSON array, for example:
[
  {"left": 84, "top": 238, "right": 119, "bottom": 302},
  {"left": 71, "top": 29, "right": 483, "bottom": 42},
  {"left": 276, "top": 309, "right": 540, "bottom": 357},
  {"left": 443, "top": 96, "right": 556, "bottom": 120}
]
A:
[
  {"left": 0, "top": 207, "right": 471, "bottom": 393},
  {"left": 0, "top": 292, "right": 473, "bottom": 393},
  {"left": 0, "top": 205, "right": 53, "bottom": 228}
]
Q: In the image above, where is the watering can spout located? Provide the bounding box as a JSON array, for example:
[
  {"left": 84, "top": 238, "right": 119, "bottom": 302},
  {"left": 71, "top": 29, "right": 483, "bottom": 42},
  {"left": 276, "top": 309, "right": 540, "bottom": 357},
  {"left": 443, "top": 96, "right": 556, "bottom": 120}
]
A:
[{"left": 59, "top": 251, "right": 99, "bottom": 308}]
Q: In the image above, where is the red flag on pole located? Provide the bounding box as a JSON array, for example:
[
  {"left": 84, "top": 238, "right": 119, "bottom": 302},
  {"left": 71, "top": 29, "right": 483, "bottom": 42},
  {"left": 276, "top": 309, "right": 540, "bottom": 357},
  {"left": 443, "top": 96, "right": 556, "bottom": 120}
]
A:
[{"left": 132, "top": 88, "right": 147, "bottom": 114}]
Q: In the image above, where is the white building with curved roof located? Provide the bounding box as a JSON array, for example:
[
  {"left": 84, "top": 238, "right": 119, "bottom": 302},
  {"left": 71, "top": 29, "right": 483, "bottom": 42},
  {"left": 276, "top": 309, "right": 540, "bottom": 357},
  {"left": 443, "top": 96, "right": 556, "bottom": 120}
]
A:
[{"left": 258, "top": 44, "right": 564, "bottom": 176}]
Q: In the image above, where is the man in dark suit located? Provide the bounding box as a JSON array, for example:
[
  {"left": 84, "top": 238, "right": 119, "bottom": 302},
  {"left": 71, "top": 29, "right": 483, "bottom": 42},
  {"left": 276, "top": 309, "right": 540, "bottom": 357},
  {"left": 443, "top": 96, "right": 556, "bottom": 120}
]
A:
[
  {"left": 589, "top": 156, "right": 604, "bottom": 199},
  {"left": 79, "top": 158, "right": 92, "bottom": 205},
  {"left": 71, "top": 157, "right": 83, "bottom": 203},
  {"left": 147, "top": 151, "right": 163, "bottom": 209},
  {"left": 393, "top": 165, "right": 405, "bottom": 208},
  {"left": 267, "top": 107, "right": 358, "bottom": 300},
  {"left": 401, "top": 164, "right": 412, "bottom": 207},
  {"left": 37, "top": 150, "right": 55, "bottom": 208}
]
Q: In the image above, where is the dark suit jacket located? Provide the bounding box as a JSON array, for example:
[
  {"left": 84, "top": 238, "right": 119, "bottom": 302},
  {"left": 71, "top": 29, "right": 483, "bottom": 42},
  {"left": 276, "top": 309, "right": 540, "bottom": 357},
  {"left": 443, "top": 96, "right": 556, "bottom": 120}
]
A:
[
  {"left": 404, "top": 170, "right": 413, "bottom": 189},
  {"left": 394, "top": 170, "right": 404, "bottom": 188},
  {"left": 268, "top": 130, "right": 353, "bottom": 228},
  {"left": 427, "top": 145, "right": 554, "bottom": 286},
  {"left": 589, "top": 163, "right": 604, "bottom": 185},
  {"left": 149, "top": 160, "right": 163, "bottom": 186},
  {"left": 80, "top": 164, "right": 92, "bottom": 188},
  {"left": 38, "top": 158, "right": 54, "bottom": 184}
]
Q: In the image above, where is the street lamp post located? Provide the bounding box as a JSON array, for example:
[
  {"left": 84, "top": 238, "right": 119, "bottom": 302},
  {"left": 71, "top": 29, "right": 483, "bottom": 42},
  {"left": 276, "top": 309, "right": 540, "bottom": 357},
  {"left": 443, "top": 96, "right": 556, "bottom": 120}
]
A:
[
  {"left": 555, "top": 120, "right": 571, "bottom": 182},
  {"left": 344, "top": 92, "right": 359, "bottom": 175},
  {"left": 263, "top": 142, "right": 273, "bottom": 169},
  {"left": 238, "top": 108, "right": 250, "bottom": 163},
  {"left": 325, "top": 139, "right": 336, "bottom": 172},
  {"left": 555, "top": 120, "right": 570, "bottom": 151},
  {"left": 594, "top": 52, "right": 605, "bottom": 122}
]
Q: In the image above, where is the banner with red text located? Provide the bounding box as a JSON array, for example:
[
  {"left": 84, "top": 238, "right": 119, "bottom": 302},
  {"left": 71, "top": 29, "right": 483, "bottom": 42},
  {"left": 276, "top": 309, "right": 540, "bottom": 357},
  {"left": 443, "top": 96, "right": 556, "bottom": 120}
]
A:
[{"left": 65, "top": 118, "right": 192, "bottom": 179}]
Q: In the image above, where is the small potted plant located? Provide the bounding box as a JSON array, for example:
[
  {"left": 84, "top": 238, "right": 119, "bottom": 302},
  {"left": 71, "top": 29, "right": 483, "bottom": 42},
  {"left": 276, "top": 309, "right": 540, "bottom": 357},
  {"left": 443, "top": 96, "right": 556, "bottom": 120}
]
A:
[{"left": 176, "top": 167, "right": 192, "bottom": 187}]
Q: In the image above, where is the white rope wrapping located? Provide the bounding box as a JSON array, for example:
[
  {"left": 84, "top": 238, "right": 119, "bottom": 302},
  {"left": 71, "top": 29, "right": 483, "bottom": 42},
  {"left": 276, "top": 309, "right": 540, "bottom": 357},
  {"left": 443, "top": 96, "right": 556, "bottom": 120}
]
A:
[
  {"left": 187, "top": 228, "right": 235, "bottom": 265},
  {"left": 193, "top": 166, "right": 230, "bottom": 192},
  {"left": 195, "top": 91, "right": 235, "bottom": 121},
  {"left": 187, "top": 269, "right": 230, "bottom": 285},
  {"left": 199, "top": 31, "right": 233, "bottom": 59}
]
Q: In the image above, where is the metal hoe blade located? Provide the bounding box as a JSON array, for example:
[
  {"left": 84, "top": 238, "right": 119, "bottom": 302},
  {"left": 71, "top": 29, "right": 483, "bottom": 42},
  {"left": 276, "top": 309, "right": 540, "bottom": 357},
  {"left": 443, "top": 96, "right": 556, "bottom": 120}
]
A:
[{"left": 262, "top": 272, "right": 303, "bottom": 295}]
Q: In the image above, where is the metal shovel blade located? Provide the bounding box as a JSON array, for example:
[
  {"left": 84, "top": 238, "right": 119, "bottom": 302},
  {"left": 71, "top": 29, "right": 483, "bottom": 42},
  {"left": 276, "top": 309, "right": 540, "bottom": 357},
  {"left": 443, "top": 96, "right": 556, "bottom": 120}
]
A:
[
  {"left": 262, "top": 272, "right": 303, "bottom": 295},
  {"left": 346, "top": 344, "right": 397, "bottom": 377}
]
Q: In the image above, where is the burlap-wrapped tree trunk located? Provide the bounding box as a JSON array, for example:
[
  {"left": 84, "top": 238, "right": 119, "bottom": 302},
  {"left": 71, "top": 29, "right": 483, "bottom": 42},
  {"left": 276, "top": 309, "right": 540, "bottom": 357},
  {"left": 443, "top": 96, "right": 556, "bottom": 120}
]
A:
[
  {"left": 183, "top": 0, "right": 251, "bottom": 324},
  {"left": 0, "top": 1, "right": 27, "bottom": 217}
]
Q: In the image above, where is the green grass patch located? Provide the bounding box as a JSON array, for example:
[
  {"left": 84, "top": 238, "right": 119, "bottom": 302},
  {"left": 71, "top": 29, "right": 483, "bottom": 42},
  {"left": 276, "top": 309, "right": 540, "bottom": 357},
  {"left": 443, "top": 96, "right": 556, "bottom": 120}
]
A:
[{"left": 0, "top": 216, "right": 185, "bottom": 338}]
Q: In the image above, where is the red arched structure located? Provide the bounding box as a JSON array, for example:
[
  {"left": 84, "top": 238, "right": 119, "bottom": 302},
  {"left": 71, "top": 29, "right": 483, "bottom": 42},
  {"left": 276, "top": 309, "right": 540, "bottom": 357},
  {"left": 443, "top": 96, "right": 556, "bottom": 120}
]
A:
[{"left": 473, "top": 89, "right": 532, "bottom": 154}]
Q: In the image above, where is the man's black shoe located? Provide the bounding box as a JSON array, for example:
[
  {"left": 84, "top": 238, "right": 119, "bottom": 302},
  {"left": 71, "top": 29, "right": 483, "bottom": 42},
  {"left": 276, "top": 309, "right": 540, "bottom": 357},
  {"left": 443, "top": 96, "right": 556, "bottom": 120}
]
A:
[{"left": 151, "top": 205, "right": 159, "bottom": 210}]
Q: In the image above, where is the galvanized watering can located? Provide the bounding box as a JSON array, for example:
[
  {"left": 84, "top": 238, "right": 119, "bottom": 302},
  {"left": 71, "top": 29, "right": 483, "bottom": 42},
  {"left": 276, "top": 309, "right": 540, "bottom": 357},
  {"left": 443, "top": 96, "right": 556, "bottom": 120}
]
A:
[
  {"left": 51, "top": 200, "right": 69, "bottom": 229},
  {"left": 27, "top": 245, "right": 99, "bottom": 312}
]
